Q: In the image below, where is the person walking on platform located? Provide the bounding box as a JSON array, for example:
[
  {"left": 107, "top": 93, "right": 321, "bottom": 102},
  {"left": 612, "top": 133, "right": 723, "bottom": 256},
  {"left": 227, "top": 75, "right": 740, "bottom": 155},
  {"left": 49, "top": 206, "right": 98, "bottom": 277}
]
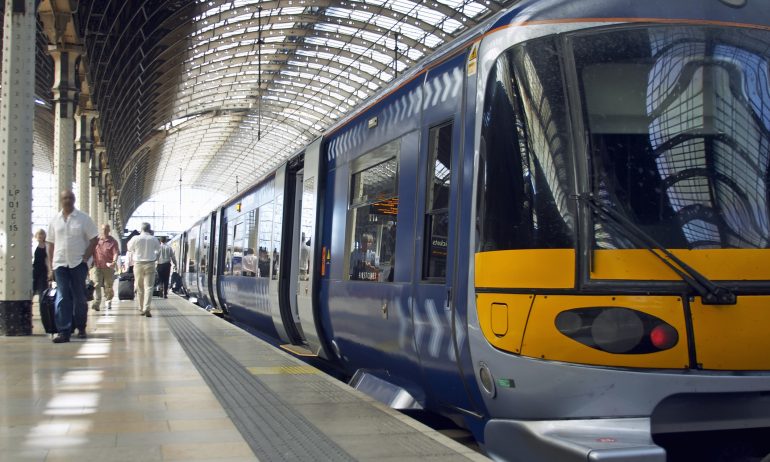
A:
[
  {"left": 127, "top": 223, "right": 160, "bottom": 317},
  {"left": 46, "top": 190, "right": 99, "bottom": 343},
  {"left": 156, "top": 237, "right": 176, "bottom": 299},
  {"left": 91, "top": 224, "right": 120, "bottom": 311},
  {"left": 32, "top": 229, "right": 49, "bottom": 301}
]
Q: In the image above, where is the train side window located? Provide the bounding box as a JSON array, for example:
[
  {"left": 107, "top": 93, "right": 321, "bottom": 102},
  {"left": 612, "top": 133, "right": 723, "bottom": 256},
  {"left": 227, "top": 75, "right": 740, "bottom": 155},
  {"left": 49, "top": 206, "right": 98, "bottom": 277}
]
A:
[
  {"left": 424, "top": 121, "right": 453, "bottom": 280},
  {"left": 347, "top": 139, "right": 400, "bottom": 282},
  {"left": 242, "top": 210, "right": 259, "bottom": 277}
]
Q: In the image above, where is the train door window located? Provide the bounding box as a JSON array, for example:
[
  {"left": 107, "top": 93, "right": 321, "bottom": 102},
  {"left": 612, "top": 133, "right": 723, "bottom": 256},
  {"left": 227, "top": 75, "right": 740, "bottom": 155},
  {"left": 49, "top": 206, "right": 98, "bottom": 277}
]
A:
[
  {"left": 298, "top": 177, "right": 314, "bottom": 281},
  {"left": 424, "top": 121, "right": 453, "bottom": 280},
  {"left": 224, "top": 220, "right": 234, "bottom": 275},
  {"left": 272, "top": 194, "right": 283, "bottom": 280},
  {"left": 188, "top": 232, "right": 197, "bottom": 274},
  {"left": 232, "top": 221, "right": 243, "bottom": 276},
  {"left": 258, "top": 202, "right": 273, "bottom": 278},
  {"left": 200, "top": 231, "right": 209, "bottom": 274},
  {"left": 243, "top": 210, "right": 259, "bottom": 277},
  {"left": 347, "top": 139, "right": 400, "bottom": 282}
]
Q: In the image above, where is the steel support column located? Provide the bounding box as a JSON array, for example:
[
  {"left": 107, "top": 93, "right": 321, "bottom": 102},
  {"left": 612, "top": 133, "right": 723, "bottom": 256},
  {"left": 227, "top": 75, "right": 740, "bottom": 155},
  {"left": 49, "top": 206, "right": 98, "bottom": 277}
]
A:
[
  {"left": 48, "top": 47, "right": 79, "bottom": 203},
  {"left": 0, "top": 0, "right": 36, "bottom": 335}
]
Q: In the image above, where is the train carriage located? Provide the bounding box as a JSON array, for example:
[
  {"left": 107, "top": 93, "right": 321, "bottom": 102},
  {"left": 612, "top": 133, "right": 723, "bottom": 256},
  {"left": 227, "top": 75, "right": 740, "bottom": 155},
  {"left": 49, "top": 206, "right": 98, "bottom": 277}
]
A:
[{"left": 175, "top": 1, "right": 770, "bottom": 460}]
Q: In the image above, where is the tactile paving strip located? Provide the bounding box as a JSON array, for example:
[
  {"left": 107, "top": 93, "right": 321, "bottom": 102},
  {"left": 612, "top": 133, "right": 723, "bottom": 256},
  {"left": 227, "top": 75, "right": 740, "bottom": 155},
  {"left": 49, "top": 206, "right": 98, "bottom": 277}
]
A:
[{"left": 158, "top": 302, "right": 357, "bottom": 462}]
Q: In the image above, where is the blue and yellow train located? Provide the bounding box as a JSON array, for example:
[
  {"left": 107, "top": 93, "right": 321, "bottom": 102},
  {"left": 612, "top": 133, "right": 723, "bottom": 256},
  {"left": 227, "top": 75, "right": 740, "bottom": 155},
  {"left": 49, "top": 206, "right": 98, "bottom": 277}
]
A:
[{"left": 174, "top": 0, "right": 770, "bottom": 459}]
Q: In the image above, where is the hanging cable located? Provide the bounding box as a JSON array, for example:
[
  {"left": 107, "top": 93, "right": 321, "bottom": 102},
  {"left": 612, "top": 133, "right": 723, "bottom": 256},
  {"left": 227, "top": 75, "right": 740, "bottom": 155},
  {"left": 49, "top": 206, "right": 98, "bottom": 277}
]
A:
[
  {"left": 257, "top": 6, "right": 264, "bottom": 142},
  {"left": 393, "top": 31, "right": 399, "bottom": 79}
]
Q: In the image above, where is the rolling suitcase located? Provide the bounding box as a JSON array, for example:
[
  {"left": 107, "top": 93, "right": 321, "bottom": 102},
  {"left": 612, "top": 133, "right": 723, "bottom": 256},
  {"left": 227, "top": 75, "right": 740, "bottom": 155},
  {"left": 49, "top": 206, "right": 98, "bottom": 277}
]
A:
[
  {"left": 40, "top": 286, "right": 58, "bottom": 335},
  {"left": 85, "top": 279, "right": 95, "bottom": 301},
  {"left": 170, "top": 272, "right": 182, "bottom": 294},
  {"left": 118, "top": 273, "right": 135, "bottom": 300},
  {"left": 153, "top": 271, "right": 163, "bottom": 297}
]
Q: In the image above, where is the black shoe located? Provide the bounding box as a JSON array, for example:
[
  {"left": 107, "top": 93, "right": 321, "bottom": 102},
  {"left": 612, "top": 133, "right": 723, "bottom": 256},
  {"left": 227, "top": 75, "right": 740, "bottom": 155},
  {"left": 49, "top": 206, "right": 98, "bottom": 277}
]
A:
[
  {"left": 145, "top": 312, "right": 152, "bottom": 317},
  {"left": 77, "top": 330, "right": 87, "bottom": 339},
  {"left": 52, "top": 334, "right": 70, "bottom": 343}
]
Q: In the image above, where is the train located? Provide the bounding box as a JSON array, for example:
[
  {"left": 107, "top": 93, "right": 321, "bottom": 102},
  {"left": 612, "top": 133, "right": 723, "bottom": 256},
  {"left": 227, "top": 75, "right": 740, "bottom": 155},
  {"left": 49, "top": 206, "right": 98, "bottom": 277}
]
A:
[{"left": 170, "top": 0, "right": 770, "bottom": 460}]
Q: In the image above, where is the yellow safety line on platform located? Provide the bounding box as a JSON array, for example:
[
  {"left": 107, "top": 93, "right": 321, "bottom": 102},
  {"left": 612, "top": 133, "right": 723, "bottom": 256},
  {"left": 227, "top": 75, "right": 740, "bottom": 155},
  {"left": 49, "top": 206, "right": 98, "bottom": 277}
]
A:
[{"left": 247, "top": 366, "right": 320, "bottom": 375}]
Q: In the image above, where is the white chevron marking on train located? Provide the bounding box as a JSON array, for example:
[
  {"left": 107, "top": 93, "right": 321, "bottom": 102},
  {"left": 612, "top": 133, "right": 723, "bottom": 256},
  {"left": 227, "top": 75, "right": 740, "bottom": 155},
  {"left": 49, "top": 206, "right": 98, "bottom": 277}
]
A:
[
  {"left": 441, "top": 72, "right": 453, "bottom": 102},
  {"left": 426, "top": 299, "right": 444, "bottom": 359},
  {"left": 431, "top": 77, "right": 442, "bottom": 107},
  {"left": 450, "top": 67, "right": 462, "bottom": 98},
  {"left": 397, "top": 298, "right": 410, "bottom": 349},
  {"left": 411, "top": 297, "right": 427, "bottom": 353},
  {"left": 423, "top": 81, "right": 434, "bottom": 110}
]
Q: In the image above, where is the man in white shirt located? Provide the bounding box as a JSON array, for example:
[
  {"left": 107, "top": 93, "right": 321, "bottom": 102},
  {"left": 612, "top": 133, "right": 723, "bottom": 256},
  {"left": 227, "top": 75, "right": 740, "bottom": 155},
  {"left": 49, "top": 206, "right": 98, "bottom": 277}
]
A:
[
  {"left": 127, "top": 223, "right": 160, "bottom": 317},
  {"left": 156, "top": 237, "right": 177, "bottom": 299},
  {"left": 46, "top": 190, "right": 99, "bottom": 343}
]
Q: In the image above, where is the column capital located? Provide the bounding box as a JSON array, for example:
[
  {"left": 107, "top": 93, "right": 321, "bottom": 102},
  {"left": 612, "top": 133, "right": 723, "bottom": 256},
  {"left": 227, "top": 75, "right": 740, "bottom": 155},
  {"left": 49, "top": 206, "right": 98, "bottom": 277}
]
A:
[{"left": 46, "top": 44, "right": 83, "bottom": 57}]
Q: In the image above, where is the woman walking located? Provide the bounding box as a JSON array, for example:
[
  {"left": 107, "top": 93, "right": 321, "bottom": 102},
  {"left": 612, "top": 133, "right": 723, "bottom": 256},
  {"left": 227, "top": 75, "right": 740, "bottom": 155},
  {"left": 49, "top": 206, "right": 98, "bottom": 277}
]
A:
[{"left": 32, "top": 229, "right": 49, "bottom": 300}]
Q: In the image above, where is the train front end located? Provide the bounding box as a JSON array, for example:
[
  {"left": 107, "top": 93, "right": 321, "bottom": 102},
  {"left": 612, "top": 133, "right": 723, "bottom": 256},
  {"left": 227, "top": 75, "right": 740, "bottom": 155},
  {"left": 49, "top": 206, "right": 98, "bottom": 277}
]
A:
[{"left": 467, "top": 2, "right": 770, "bottom": 460}]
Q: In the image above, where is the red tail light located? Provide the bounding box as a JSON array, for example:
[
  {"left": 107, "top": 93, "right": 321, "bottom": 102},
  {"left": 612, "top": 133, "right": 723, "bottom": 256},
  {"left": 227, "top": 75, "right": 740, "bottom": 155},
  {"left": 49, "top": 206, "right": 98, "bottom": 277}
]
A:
[{"left": 650, "top": 324, "right": 678, "bottom": 350}]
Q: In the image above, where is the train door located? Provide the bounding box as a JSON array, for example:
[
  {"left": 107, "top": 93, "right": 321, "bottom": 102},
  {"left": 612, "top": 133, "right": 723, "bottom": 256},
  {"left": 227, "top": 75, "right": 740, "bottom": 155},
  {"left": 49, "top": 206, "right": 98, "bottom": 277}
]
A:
[
  {"left": 178, "top": 231, "right": 188, "bottom": 294},
  {"left": 185, "top": 225, "right": 199, "bottom": 300},
  {"left": 270, "top": 165, "right": 300, "bottom": 343},
  {"left": 197, "top": 215, "right": 212, "bottom": 307},
  {"left": 413, "top": 57, "right": 479, "bottom": 414},
  {"left": 286, "top": 139, "right": 330, "bottom": 357},
  {"left": 210, "top": 209, "right": 225, "bottom": 310}
]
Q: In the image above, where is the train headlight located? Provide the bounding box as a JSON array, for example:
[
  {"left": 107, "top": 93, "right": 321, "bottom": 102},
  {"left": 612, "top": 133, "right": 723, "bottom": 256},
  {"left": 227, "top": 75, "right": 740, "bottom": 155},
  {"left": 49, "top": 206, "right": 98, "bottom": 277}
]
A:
[{"left": 555, "top": 307, "right": 679, "bottom": 354}]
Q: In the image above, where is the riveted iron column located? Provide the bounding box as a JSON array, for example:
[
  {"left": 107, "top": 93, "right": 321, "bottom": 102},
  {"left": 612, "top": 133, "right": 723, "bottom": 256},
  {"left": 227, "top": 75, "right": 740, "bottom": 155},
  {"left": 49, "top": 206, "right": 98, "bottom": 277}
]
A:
[
  {"left": 0, "top": 0, "right": 36, "bottom": 336},
  {"left": 48, "top": 47, "right": 79, "bottom": 203},
  {"left": 75, "top": 111, "right": 95, "bottom": 216},
  {"left": 91, "top": 143, "right": 104, "bottom": 220}
]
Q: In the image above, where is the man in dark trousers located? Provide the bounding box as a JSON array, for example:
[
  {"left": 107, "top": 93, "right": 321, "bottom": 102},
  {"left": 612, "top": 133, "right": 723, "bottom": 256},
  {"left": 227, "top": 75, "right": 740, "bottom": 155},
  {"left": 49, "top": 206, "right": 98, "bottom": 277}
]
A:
[
  {"left": 47, "top": 190, "right": 98, "bottom": 343},
  {"left": 156, "top": 236, "right": 176, "bottom": 298}
]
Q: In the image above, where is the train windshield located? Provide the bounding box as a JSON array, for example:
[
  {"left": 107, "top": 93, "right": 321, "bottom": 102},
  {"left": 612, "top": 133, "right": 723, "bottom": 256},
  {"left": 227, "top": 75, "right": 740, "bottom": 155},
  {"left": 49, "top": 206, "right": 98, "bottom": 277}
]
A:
[{"left": 575, "top": 26, "right": 770, "bottom": 250}]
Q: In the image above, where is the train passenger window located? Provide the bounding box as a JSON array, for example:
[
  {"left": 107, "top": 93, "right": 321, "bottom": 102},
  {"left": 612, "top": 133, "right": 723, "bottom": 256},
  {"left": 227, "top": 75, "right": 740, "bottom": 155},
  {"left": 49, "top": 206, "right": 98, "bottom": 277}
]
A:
[
  {"left": 347, "top": 140, "right": 400, "bottom": 282},
  {"left": 242, "top": 210, "right": 259, "bottom": 277},
  {"left": 424, "top": 121, "right": 453, "bottom": 280},
  {"left": 477, "top": 37, "right": 575, "bottom": 252}
]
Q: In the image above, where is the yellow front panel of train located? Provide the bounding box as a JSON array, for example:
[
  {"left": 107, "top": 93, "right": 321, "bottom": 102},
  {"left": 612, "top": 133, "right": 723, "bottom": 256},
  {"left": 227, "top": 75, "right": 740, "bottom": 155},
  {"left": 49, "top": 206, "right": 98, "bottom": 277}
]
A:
[
  {"left": 476, "top": 294, "right": 534, "bottom": 355},
  {"left": 691, "top": 296, "right": 770, "bottom": 371},
  {"left": 592, "top": 249, "right": 770, "bottom": 281},
  {"left": 475, "top": 249, "right": 575, "bottom": 289},
  {"left": 520, "top": 295, "right": 690, "bottom": 369}
]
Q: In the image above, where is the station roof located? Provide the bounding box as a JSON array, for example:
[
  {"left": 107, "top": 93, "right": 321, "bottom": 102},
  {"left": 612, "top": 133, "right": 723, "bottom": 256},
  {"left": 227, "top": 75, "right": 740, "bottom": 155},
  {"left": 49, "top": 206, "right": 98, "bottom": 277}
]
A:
[{"left": 73, "top": 0, "right": 513, "bottom": 224}]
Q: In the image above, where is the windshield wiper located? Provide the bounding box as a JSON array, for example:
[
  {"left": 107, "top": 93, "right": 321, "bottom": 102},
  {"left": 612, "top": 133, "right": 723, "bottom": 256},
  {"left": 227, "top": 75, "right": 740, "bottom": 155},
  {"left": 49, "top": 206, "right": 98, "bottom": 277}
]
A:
[{"left": 577, "top": 193, "right": 737, "bottom": 305}]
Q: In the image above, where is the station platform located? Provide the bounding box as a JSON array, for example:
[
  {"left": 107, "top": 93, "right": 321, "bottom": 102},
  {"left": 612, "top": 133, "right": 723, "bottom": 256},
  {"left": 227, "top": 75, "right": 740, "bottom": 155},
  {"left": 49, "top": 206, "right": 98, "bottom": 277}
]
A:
[{"left": 0, "top": 295, "right": 488, "bottom": 462}]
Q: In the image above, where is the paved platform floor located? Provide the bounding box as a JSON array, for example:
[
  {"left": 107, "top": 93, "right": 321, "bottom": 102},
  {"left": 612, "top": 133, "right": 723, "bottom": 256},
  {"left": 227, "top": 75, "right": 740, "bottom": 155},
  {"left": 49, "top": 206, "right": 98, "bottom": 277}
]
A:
[{"left": 0, "top": 294, "right": 488, "bottom": 462}]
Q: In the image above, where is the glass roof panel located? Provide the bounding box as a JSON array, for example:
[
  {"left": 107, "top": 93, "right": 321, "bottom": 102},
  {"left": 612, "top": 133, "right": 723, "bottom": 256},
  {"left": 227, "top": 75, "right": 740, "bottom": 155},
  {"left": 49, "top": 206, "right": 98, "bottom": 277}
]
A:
[{"left": 107, "top": 0, "right": 515, "bottom": 223}]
